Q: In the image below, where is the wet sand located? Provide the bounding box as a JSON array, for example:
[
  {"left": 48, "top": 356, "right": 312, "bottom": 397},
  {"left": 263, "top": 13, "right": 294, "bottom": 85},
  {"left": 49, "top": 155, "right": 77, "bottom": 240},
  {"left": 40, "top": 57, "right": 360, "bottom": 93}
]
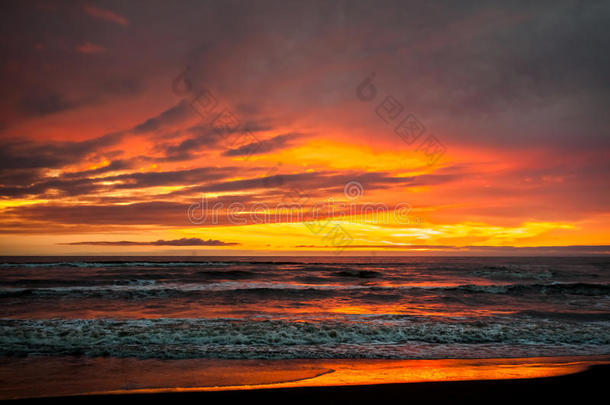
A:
[{"left": 1, "top": 356, "right": 608, "bottom": 403}]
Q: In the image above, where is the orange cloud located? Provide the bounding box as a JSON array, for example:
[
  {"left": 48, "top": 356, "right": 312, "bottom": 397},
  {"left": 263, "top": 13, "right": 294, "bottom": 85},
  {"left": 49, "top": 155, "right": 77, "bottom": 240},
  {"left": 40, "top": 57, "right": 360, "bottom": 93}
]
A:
[
  {"left": 75, "top": 42, "right": 106, "bottom": 54},
  {"left": 83, "top": 4, "right": 128, "bottom": 26}
]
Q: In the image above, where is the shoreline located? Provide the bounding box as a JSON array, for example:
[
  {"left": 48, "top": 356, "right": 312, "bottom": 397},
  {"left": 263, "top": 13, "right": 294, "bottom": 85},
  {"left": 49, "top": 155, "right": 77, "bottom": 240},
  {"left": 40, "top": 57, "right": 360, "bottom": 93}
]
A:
[
  {"left": 3, "top": 364, "right": 609, "bottom": 404},
  {"left": 1, "top": 355, "right": 609, "bottom": 401}
]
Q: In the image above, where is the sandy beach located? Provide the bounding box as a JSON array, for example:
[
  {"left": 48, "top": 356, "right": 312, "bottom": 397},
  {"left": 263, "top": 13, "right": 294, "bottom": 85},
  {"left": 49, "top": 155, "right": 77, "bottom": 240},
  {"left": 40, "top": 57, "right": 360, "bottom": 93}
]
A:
[{"left": 1, "top": 355, "right": 609, "bottom": 402}]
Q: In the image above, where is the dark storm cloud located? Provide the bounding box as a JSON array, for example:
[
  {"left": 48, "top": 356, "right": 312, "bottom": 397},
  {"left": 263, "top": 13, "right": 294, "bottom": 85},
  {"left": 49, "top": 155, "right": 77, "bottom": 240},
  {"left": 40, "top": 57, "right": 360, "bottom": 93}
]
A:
[
  {"left": 159, "top": 126, "right": 225, "bottom": 161},
  {"left": 190, "top": 169, "right": 465, "bottom": 196},
  {"left": 16, "top": 83, "right": 139, "bottom": 118},
  {"left": 1, "top": 166, "right": 439, "bottom": 199},
  {"left": 163, "top": 0, "right": 610, "bottom": 151},
  {"left": 0, "top": 177, "right": 98, "bottom": 198},
  {"left": 223, "top": 133, "right": 301, "bottom": 157},
  {"left": 61, "top": 237, "right": 238, "bottom": 246},
  {"left": 0, "top": 132, "right": 123, "bottom": 171},
  {"left": 132, "top": 101, "right": 194, "bottom": 134},
  {"left": 366, "top": 0, "right": 610, "bottom": 149},
  {"left": 2, "top": 166, "right": 468, "bottom": 225},
  {"left": 5, "top": 199, "right": 264, "bottom": 227},
  {"left": 2, "top": 0, "right": 608, "bottom": 148},
  {"left": 106, "top": 166, "right": 236, "bottom": 189},
  {"left": 0, "top": 96, "right": 230, "bottom": 193},
  {"left": 14, "top": 77, "right": 141, "bottom": 119},
  {"left": 159, "top": 118, "right": 278, "bottom": 161},
  {"left": 0, "top": 2, "right": 140, "bottom": 125},
  {"left": 0, "top": 169, "right": 44, "bottom": 188},
  {"left": 7, "top": 201, "right": 189, "bottom": 226},
  {"left": 19, "top": 91, "right": 80, "bottom": 117},
  {"left": 102, "top": 77, "right": 142, "bottom": 96},
  {"left": 0, "top": 166, "right": 238, "bottom": 198},
  {"left": 61, "top": 160, "right": 132, "bottom": 178},
  {"left": 5, "top": 0, "right": 605, "bottom": 154}
]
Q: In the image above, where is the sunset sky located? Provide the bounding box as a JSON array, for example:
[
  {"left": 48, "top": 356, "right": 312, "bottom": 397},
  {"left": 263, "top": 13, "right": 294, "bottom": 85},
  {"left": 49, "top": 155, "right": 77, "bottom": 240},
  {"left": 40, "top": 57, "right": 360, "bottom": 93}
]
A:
[{"left": 1, "top": 0, "right": 609, "bottom": 255}]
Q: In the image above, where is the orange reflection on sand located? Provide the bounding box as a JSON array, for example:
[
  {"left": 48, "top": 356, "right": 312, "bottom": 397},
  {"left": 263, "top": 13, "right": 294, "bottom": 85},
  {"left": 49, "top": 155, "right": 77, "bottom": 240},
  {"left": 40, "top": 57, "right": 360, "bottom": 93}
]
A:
[
  {"left": 195, "top": 357, "right": 610, "bottom": 392},
  {"left": 283, "top": 357, "right": 599, "bottom": 388},
  {"left": 3, "top": 356, "right": 607, "bottom": 399}
]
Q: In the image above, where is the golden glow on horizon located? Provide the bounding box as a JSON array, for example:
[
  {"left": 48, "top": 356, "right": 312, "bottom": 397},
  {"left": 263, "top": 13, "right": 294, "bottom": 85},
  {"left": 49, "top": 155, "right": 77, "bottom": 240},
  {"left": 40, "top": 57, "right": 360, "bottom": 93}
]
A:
[
  {"left": 1, "top": 95, "right": 608, "bottom": 255},
  {"left": 168, "top": 219, "right": 584, "bottom": 251},
  {"left": 259, "top": 139, "right": 437, "bottom": 174},
  {"left": 0, "top": 199, "right": 50, "bottom": 209}
]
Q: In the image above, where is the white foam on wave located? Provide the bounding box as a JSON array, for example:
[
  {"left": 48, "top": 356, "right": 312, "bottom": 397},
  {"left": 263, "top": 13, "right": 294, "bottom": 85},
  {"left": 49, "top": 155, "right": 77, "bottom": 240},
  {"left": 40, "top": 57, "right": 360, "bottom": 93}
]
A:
[{"left": 1, "top": 317, "right": 609, "bottom": 359}]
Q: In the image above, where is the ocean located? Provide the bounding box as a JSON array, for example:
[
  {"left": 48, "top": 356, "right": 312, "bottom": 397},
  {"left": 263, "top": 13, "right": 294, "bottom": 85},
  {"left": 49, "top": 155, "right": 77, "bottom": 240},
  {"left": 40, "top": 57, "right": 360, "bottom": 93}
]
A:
[{"left": 1, "top": 256, "right": 609, "bottom": 361}]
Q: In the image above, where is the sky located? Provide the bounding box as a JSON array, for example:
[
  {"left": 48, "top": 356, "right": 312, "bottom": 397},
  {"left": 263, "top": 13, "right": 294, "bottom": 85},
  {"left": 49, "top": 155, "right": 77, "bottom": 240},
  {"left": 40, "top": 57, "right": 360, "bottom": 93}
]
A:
[{"left": 0, "top": 0, "right": 609, "bottom": 255}]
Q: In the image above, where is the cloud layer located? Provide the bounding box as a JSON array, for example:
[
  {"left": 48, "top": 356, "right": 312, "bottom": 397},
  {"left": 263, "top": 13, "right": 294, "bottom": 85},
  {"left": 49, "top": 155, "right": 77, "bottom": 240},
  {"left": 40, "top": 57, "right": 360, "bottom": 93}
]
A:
[{"left": 0, "top": 1, "right": 608, "bottom": 254}]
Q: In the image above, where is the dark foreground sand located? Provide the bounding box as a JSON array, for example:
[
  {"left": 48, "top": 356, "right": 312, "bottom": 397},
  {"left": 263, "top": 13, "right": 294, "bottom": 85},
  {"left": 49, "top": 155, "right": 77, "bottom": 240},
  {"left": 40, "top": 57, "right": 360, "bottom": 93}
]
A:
[{"left": 3, "top": 363, "right": 609, "bottom": 404}]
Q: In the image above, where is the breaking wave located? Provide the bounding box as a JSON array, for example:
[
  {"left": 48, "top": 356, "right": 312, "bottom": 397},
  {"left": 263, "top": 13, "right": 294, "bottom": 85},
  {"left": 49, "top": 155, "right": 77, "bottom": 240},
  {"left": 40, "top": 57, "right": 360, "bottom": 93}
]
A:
[{"left": 1, "top": 317, "right": 609, "bottom": 359}]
